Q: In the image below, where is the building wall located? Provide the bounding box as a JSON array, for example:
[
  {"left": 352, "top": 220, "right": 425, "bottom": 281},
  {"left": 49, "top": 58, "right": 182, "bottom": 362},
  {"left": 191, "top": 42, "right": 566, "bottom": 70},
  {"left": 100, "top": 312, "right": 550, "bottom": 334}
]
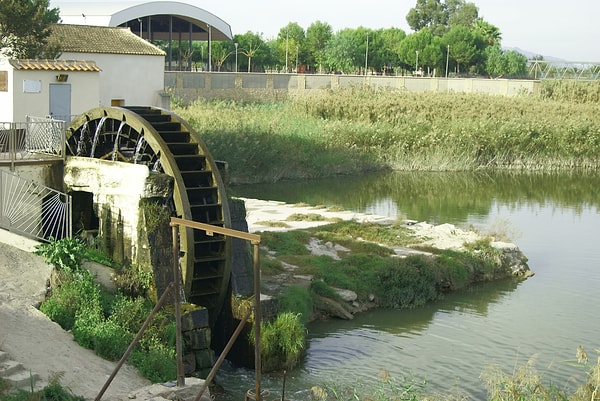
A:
[
  {"left": 0, "top": 58, "right": 100, "bottom": 123},
  {"left": 0, "top": 59, "right": 15, "bottom": 122},
  {"left": 61, "top": 52, "right": 165, "bottom": 108}
]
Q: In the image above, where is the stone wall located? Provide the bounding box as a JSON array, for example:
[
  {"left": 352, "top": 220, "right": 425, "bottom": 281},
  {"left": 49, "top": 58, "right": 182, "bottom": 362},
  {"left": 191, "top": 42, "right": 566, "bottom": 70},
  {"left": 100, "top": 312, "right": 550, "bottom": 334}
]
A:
[
  {"left": 165, "top": 72, "right": 540, "bottom": 104},
  {"left": 63, "top": 157, "right": 173, "bottom": 267}
]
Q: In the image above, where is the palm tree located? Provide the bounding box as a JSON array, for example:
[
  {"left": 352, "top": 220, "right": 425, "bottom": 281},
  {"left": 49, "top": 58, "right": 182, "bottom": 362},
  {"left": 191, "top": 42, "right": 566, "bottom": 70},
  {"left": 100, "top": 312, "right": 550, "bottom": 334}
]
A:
[{"left": 472, "top": 19, "right": 502, "bottom": 47}]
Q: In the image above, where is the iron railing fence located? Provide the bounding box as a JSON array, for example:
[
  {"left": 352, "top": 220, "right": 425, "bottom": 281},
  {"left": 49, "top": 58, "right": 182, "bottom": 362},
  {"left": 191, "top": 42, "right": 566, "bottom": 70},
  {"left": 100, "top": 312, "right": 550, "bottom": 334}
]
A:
[
  {"left": 0, "top": 169, "right": 72, "bottom": 241},
  {"left": 0, "top": 116, "right": 65, "bottom": 170}
]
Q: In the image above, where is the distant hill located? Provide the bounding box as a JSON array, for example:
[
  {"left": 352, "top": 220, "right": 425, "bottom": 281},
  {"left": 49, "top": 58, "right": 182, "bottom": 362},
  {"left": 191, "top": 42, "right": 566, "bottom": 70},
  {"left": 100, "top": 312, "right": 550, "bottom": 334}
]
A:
[{"left": 503, "top": 47, "right": 566, "bottom": 62}]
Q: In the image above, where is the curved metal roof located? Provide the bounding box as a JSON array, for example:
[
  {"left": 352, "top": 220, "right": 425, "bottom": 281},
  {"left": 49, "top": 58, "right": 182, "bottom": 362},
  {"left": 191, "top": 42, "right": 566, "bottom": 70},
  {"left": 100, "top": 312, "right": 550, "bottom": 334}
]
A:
[{"left": 51, "top": 1, "right": 232, "bottom": 41}]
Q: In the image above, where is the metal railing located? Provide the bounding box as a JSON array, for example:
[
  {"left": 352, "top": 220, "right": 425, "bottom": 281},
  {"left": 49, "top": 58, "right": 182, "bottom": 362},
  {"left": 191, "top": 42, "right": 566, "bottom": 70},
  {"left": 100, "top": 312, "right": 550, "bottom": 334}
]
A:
[
  {"left": 0, "top": 116, "right": 65, "bottom": 170},
  {"left": 0, "top": 169, "right": 72, "bottom": 241}
]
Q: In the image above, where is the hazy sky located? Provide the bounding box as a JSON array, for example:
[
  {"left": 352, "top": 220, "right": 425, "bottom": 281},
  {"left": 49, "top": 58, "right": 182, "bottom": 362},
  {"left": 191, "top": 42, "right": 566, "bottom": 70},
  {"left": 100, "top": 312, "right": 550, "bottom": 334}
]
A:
[
  {"left": 51, "top": 0, "right": 600, "bottom": 62},
  {"left": 205, "top": 0, "right": 599, "bottom": 62}
]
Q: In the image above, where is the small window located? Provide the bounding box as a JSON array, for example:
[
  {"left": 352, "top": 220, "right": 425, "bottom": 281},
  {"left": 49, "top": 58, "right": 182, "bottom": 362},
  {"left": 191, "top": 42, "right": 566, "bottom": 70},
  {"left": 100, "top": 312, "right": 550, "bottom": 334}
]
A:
[{"left": 111, "top": 99, "right": 125, "bottom": 106}]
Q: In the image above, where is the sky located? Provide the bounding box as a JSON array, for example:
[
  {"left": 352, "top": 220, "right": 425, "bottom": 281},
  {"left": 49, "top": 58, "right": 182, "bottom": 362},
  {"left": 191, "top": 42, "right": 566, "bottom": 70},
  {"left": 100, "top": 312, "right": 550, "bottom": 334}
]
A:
[
  {"left": 50, "top": 0, "right": 600, "bottom": 62},
  {"left": 203, "top": 0, "right": 600, "bottom": 62}
]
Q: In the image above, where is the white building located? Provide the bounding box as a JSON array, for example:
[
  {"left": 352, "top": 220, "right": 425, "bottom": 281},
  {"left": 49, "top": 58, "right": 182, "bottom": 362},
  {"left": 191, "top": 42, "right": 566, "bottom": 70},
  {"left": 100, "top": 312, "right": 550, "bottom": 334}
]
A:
[
  {"left": 1, "top": 24, "right": 166, "bottom": 123},
  {"left": 1, "top": 1, "right": 233, "bottom": 123},
  {"left": 51, "top": 24, "right": 168, "bottom": 111},
  {"left": 0, "top": 58, "right": 100, "bottom": 123}
]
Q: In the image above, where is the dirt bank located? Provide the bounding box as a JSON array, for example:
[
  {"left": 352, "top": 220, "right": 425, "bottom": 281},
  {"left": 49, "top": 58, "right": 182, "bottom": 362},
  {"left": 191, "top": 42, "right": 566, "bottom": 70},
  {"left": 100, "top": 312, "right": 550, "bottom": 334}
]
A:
[{"left": 0, "top": 229, "right": 151, "bottom": 400}]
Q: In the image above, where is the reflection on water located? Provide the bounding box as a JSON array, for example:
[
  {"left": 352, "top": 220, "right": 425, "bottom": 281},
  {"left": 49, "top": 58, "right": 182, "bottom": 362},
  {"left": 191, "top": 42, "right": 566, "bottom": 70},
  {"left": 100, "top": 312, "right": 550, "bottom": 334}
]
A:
[
  {"left": 231, "top": 170, "right": 600, "bottom": 224},
  {"left": 216, "top": 170, "right": 600, "bottom": 401}
]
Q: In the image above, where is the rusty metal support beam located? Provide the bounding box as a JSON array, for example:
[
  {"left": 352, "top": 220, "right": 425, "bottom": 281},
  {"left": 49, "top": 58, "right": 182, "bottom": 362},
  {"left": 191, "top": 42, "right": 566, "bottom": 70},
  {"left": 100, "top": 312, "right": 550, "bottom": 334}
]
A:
[
  {"left": 170, "top": 216, "right": 262, "bottom": 400},
  {"left": 193, "top": 306, "right": 253, "bottom": 401},
  {"left": 95, "top": 282, "right": 175, "bottom": 401},
  {"left": 173, "top": 224, "right": 185, "bottom": 387}
]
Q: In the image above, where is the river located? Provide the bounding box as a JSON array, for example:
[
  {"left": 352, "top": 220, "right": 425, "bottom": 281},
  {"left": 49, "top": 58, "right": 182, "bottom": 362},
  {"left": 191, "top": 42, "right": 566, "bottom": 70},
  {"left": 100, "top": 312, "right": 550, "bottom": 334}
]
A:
[{"left": 214, "top": 170, "right": 600, "bottom": 400}]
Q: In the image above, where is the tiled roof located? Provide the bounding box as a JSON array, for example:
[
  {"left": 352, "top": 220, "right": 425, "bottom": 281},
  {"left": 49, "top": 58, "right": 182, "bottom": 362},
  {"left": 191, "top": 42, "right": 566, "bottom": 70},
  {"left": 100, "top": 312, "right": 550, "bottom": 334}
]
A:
[
  {"left": 50, "top": 24, "right": 166, "bottom": 56},
  {"left": 9, "top": 59, "right": 102, "bottom": 71}
]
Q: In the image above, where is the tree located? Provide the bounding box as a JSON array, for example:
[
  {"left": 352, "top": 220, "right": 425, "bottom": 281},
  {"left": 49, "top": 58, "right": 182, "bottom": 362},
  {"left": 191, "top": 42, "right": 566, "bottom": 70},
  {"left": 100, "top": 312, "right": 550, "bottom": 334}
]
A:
[
  {"left": 323, "top": 28, "right": 362, "bottom": 74},
  {"left": 210, "top": 42, "right": 233, "bottom": 72},
  {"left": 368, "top": 28, "right": 406, "bottom": 74},
  {"left": 483, "top": 45, "right": 506, "bottom": 78},
  {"left": 406, "top": 0, "right": 479, "bottom": 36},
  {"left": 406, "top": 0, "right": 448, "bottom": 36},
  {"left": 446, "top": 0, "right": 479, "bottom": 27},
  {"left": 472, "top": 19, "right": 502, "bottom": 46},
  {"left": 235, "top": 32, "right": 269, "bottom": 72},
  {"left": 305, "top": 20, "right": 333, "bottom": 73},
  {"left": 442, "top": 25, "right": 482, "bottom": 74},
  {"left": 0, "top": 0, "right": 60, "bottom": 58},
  {"left": 399, "top": 29, "right": 443, "bottom": 74},
  {"left": 275, "top": 22, "right": 305, "bottom": 72},
  {"left": 484, "top": 46, "right": 527, "bottom": 78},
  {"left": 503, "top": 50, "right": 528, "bottom": 77}
]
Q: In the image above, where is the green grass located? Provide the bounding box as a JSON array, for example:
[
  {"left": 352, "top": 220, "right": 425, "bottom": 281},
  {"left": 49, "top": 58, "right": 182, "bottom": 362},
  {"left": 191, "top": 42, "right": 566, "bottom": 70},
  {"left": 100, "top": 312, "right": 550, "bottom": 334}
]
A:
[
  {"left": 259, "top": 222, "right": 514, "bottom": 308},
  {"left": 35, "top": 238, "right": 177, "bottom": 384},
  {"left": 173, "top": 82, "right": 600, "bottom": 184}
]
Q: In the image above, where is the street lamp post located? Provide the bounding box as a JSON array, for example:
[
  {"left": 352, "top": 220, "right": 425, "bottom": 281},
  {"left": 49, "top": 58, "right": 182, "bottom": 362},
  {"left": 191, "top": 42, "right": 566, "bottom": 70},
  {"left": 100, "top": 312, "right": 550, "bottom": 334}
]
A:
[
  {"left": 445, "top": 45, "right": 450, "bottom": 78},
  {"left": 234, "top": 42, "right": 238, "bottom": 73},
  {"left": 415, "top": 50, "right": 419, "bottom": 74},
  {"left": 365, "top": 32, "right": 369, "bottom": 76},
  {"left": 207, "top": 24, "right": 212, "bottom": 72},
  {"left": 285, "top": 29, "right": 289, "bottom": 72}
]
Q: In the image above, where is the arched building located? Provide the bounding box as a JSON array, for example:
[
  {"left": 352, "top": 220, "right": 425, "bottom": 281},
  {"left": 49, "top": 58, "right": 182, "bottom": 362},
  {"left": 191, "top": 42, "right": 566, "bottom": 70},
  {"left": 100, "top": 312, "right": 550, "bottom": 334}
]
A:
[{"left": 50, "top": 1, "right": 233, "bottom": 70}]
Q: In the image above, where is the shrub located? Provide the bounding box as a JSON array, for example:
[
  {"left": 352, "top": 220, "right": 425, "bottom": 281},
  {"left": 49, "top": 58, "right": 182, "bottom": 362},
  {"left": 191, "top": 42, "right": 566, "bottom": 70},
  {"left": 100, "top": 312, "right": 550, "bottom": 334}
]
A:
[
  {"left": 278, "top": 285, "right": 312, "bottom": 323},
  {"left": 250, "top": 312, "right": 306, "bottom": 372},
  {"left": 34, "top": 237, "right": 86, "bottom": 274},
  {"left": 108, "top": 294, "right": 152, "bottom": 334},
  {"left": 376, "top": 256, "right": 441, "bottom": 308},
  {"left": 259, "top": 230, "right": 312, "bottom": 256},
  {"left": 92, "top": 320, "right": 133, "bottom": 361},
  {"left": 310, "top": 279, "right": 340, "bottom": 299},
  {"left": 130, "top": 344, "right": 177, "bottom": 383},
  {"left": 40, "top": 270, "right": 100, "bottom": 330},
  {"left": 71, "top": 302, "right": 104, "bottom": 349}
]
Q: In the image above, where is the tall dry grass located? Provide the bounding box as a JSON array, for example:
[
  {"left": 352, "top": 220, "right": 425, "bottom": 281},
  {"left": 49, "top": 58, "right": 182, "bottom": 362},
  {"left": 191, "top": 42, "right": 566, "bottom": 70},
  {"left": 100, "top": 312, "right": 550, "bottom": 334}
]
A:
[{"left": 172, "top": 82, "right": 600, "bottom": 184}]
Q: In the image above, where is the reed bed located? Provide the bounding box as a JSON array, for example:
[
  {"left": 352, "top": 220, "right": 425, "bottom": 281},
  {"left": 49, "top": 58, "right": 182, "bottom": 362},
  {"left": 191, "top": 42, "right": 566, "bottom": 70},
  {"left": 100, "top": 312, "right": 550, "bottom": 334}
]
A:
[{"left": 172, "top": 81, "right": 600, "bottom": 184}]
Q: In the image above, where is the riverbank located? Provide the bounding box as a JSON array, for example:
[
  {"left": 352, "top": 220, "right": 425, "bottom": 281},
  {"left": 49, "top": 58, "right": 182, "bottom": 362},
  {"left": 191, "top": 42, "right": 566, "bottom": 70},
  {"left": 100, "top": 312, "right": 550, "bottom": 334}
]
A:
[{"left": 239, "top": 197, "right": 532, "bottom": 320}]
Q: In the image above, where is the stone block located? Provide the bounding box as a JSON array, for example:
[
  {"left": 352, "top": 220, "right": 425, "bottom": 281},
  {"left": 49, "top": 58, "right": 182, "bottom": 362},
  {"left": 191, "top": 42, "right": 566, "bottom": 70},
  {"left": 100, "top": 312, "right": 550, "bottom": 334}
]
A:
[
  {"left": 181, "top": 307, "right": 209, "bottom": 331},
  {"left": 182, "top": 353, "right": 196, "bottom": 375},
  {"left": 194, "top": 349, "right": 215, "bottom": 369},
  {"left": 183, "top": 328, "right": 211, "bottom": 350}
]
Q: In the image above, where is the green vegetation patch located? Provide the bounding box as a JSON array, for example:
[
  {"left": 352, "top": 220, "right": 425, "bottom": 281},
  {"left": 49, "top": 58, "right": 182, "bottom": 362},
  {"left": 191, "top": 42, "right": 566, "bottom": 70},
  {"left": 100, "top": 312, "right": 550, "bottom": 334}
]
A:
[
  {"left": 36, "top": 238, "right": 177, "bottom": 384},
  {"left": 250, "top": 312, "right": 306, "bottom": 372},
  {"left": 259, "top": 222, "right": 518, "bottom": 310},
  {"left": 259, "top": 230, "right": 312, "bottom": 256},
  {"left": 312, "top": 220, "right": 418, "bottom": 248}
]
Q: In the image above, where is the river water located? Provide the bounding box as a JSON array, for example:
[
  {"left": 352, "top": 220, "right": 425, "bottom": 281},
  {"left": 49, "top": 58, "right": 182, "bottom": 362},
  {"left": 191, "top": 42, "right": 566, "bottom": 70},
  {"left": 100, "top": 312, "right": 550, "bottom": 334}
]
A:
[{"left": 215, "top": 170, "right": 600, "bottom": 400}]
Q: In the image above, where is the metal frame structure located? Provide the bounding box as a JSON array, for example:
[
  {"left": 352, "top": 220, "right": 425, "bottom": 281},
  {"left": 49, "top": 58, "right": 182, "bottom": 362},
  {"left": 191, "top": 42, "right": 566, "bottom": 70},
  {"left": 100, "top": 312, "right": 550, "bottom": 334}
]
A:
[
  {"left": 95, "top": 217, "right": 263, "bottom": 401},
  {"left": 528, "top": 59, "right": 600, "bottom": 81}
]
